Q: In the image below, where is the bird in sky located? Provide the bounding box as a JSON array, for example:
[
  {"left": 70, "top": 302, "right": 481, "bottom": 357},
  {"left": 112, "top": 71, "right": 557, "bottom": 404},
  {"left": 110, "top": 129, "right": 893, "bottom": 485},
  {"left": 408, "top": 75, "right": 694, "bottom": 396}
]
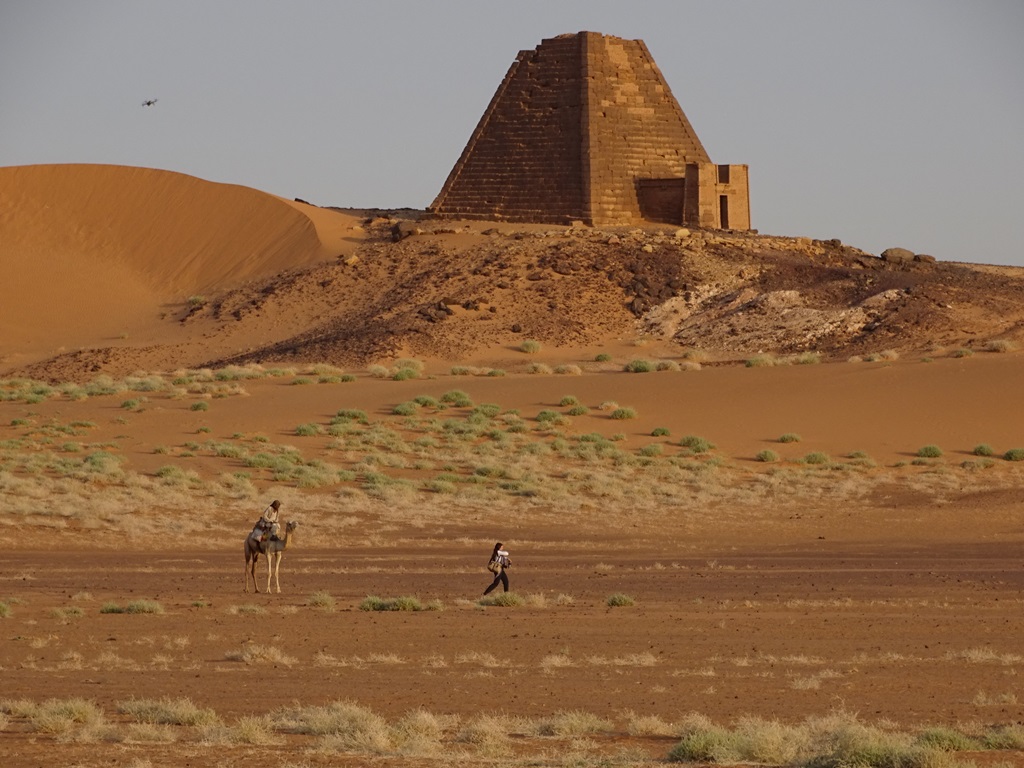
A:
[{"left": 141, "top": 99, "right": 158, "bottom": 107}]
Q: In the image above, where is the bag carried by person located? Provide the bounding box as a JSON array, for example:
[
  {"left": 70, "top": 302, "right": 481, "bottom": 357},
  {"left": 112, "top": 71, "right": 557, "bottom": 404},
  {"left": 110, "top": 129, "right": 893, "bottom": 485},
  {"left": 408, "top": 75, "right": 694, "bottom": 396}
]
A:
[{"left": 487, "top": 558, "right": 502, "bottom": 574}]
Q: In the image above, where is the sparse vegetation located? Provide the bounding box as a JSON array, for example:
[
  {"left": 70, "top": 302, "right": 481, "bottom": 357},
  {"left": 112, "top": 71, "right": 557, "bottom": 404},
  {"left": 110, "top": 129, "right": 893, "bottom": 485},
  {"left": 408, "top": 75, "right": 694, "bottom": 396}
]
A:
[
  {"left": 972, "top": 443, "right": 995, "bottom": 457},
  {"left": 520, "top": 339, "right": 542, "bottom": 354},
  {"left": 916, "top": 444, "right": 943, "bottom": 459},
  {"left": 756, "top": 450, "right": 779, "bottom": 463},
  {"left": 1004, "top": 448, "right": 1024, "bottom": 462},
  {"left": 606, "top": 593, "right": 635, "bottom": 607},
  {"left": 624, "top": 359, "right": 654, "bottom": 373},
  {"left": 778, "top": 433, "right": 801, "bottom": 443}
]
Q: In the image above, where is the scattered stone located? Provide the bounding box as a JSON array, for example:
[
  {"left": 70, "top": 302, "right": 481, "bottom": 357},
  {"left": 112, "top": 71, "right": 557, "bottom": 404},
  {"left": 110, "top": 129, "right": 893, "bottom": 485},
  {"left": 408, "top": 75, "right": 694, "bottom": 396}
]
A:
[
  {"left": 607, "top": 235, "right": 621, "bottom": 245},
  {"left": 674, "top": 228, "right": 690, "bottom": 239},
  {"left": 914, "top": 253, "right": 936, "bottom": 263},
  {"left": 641, "top": 244, "right": 654, "bottom": 253},
  {"left": 343, "top": 255, "right": 360, "bottom": 267}
]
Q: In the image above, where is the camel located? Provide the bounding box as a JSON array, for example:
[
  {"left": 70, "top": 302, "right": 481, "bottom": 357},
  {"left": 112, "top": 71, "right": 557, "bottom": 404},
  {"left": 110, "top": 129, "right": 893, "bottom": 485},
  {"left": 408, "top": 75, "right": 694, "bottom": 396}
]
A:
[{"left": 244, "top": 520, "right": 297, "bottom": 593}]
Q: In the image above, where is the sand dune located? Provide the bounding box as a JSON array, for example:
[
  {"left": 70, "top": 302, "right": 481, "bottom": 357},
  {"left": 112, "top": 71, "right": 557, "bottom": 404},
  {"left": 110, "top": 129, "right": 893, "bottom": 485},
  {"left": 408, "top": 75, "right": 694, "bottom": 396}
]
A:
[{"left": 0, "top": 164, "right": 363, "bottom": 366}]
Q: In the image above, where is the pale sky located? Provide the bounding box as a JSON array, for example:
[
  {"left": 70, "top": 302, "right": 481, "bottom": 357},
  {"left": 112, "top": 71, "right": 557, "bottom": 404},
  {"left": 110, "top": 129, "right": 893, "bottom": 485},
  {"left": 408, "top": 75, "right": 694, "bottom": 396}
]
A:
[{"left": 2, "top": 1, "right": 1022, "bottom": 266}]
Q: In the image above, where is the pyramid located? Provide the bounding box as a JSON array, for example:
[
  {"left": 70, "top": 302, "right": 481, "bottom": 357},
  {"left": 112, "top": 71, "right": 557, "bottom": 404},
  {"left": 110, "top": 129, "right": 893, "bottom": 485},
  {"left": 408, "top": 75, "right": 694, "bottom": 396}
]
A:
[{"left": 431, "top": 31, "right": 749, "bottom": 229}]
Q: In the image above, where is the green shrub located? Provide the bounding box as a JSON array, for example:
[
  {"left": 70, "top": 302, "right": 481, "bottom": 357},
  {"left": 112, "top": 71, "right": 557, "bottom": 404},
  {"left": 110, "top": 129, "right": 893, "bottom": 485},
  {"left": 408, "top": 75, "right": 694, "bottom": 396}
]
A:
[
  {"left": 916, "top": 444, "right": 943, "bottom": 458},
  {"left": 1004, "top": 448, "right": 1024, "bottom": 462},
  {"left": 0, "top": 601, "right": 10, "bottom": 618},
  {"left": 778, "top": 433, "right": 801, "bottom": 443},
  {"left": 594, "top": 353, "right": 612, "bottom": 362},
  {"left": 610, "top": 407, "right": 637, "bottom": 420},
  {"left": 391, "top": 367, "right": 418, "bottom": 381},
  {"left": 639, "top": 444, "right": 663, "bottom": 457},
  {"left": 680, "top": 435, "right": 714, "bottom": 453},
  {"left": 656, "top": 360, "right": 681, "bottom": 372},
  {"left": 413, "top": 395, "right": 439, "bottom": 408},
  {"left": 559, "top": 395, "right": 580, "bottom": 406},
  {"left": 440, "top": 390, "right": 473, "bottom": 407},
  {"left": 520, "top": 339, "right": 542, "bottom": 354},
  {"left": 651, "top": 427, "right": 670, "bottom": 437},
  {"left": 606, "top": 593, "right": 635, "bottom": 607},
  {"left": 190, "top": 401, "right": 209, "bottom": 412},
  {"left": 950, "top": 348, "right": 974, "bottom": 358},
  {"left": 756, "top": 450, "right": 779, "bottom": 463},
  {"left": 566, "top": 405, "right": 590, "bottom": 416},
  {"left": 472, "top": 403, "right": 502, "bottom": 418},
  {"left": 745, "top": 355, "right": 777, "bottom": 368},
  {"left": 803, "top": 452, "right": 830, "bottom": 465},
  {"left": 392, "top": 402, "right": 418, "bottom": 416},
  {"left": 295, "top": 422, "right": 323, "bottom": 436},
  {"left": 624, "top": 359, "right": 654, "bottom": 373},
  {"left": 983, "top": 339, "right": 1014, "bottom": 353},
  {"left": 972, "top": 443, "right": 995, "bottom": 457},
  {"left": 335, "top": 408, "right": 368, "bottom": 423}
]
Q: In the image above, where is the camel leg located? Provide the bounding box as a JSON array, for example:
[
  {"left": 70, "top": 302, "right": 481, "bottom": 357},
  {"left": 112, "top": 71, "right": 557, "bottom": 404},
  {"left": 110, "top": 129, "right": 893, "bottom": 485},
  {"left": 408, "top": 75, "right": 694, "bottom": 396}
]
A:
[
  {"left": 265, "top": 553, "right": 274, "bottom": 594},
  {"left": 273, "top": 553, "right": 282, "bottom": 593}
]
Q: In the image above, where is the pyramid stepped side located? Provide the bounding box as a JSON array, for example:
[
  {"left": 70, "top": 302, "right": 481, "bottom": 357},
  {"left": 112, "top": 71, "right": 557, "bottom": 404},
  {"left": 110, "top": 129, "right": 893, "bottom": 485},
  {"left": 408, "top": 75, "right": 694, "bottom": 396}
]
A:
[
  {"left": 582, "top": 34, "right": 711, "bottom": 225},
  {"left": 430, "top": 34, "right": 587, "bottom": 224}
]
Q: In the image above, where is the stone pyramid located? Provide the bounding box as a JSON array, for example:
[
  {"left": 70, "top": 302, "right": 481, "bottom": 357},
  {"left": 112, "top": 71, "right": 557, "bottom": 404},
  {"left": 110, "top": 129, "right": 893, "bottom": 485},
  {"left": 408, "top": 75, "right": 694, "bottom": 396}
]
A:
[{"left": 430, "top": 31, "right": 748, "bottom": 229}]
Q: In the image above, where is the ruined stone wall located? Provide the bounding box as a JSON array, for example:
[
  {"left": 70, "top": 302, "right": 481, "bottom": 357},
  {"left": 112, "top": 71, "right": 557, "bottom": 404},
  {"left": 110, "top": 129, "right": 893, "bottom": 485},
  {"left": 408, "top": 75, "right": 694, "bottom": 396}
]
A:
[
  {"left": 583, "top": 33, "right": 711, "bottom": 226},
  {"left": 430, "top": 34, "right": 586, "bottom": 224}
]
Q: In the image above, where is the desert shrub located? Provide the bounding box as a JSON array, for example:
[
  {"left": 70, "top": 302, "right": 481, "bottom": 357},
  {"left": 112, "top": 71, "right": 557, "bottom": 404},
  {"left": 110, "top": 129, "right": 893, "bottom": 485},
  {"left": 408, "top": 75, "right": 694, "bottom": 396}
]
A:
[
  {"left": 190, "top": 401, "right": 209, "bottom": 412},
  {"left": 536, "top": 710, "right": 613, "bottom": 737},
  {"left": 594, "top": 353, "right": 612, "bottom": 362},
  {"left": 553, "top": 363, "right": 582, "bottom": 375},
  {"left": 657, "top": 360, "right": 682, "bottom": 372},
  {"left": 916, "top": 444, "right": 943, "bottom": 458},
  {"left": 791, "top": 351, "right": 822, "bottom": 365},
  {"left": 520, "top": 339, "right": 542, "bottom": 353},
  {"left": 972, "top": 443, "right": 995, "bottom": 456},
  {"left": 983, "top": 339, "right": 1014, "bottom": 353},
  {"left": 745, "top": 355, "right": 777, "bottom": 368},
  {"left": 639, "top": 443, "right": 663, "bottom": 457},
  {"left": 0, "top": 601, "right": 10, "bottom": 618},
  {"left": 606, "top": 593, "right": 635, "bottom": 607},
  {"left": 680, "top": 435, "right": 714, "bottom": 453},
  {"left": 778, "top": 433, "right": 801, "bottom": 443},
  {"left": 440, "top": 390, "right": 473, "bottom": 407},
  {"left": 101, "top": 600, "right": 163, "bottom": 614},
  {"left": 359, "top": 596, "right": 435, "bottom": 612},
  {"left": 295, "top": 422, "right": 324, "bottom": 436},
  {"left": 651, "top": 427, "right": 670, "bottom": 437},
  {"left": 526, "top": 362, "right": 553, "bottom": 375},
  {"left": 536, "top": 409, "right": 562, "bottom": 424},
  {"left": 118, "top": 697, "right": 220, "bottom": 727},
  {"left": 391, "top": 367, "right": 418, "bottom": 381},
  {"left": 472, "top": 403, "right": 502, "bottom": 418},
  {"left": 950, "top": 348, "right": 974, "bottom": 358},
  {"left": 479, "top": 592, "right": 525, "bottom": 607},
  {"left": 598, "top": 400, "right": 618, "bottom": 411},
  {"left": 335, "top": 409, "right": 369, "bottom": 424},
  {"left": 393, "top": 358, "right": 424, "bottom": 374},
  {"left": 624, "top": 359, "right": 654, "bottom": 373},
  {"left": 450, "top": 365, "right": 472, "bottom": 376},
  {"left": 803, "top": 452, "right": 831, "bottom": 465},
  {"left": 367, "top": 364, "right": 390, "bottom": 378},
  {"left": 413, "top": 395, "right": 439, "bottom": 408},
  {"left": 392, "top": 402, "right": 418, "bottom": 416},
  {"left": 486, "top": 368, "right": 506, "bottom": 377},
  {"left": 756, "top": 450, "right": 779, "bottom": 463},
  {"left": 559, "top": 395, "right": 580, "bottom": 406},
  {"left": 914, "top": 726, "right": 980, "bottom": 751},
  {"left": 1004, "top": 448, "right": 1024, "bottom": 462},
  {"left": 566, "top": 405, "right": 590, "bottom": 416},
  {"left": 610, "top": 407, "right": 637, "bottom": 420},
  {"left": 309, "top": 591, "right": 336, "bottom": 612}
]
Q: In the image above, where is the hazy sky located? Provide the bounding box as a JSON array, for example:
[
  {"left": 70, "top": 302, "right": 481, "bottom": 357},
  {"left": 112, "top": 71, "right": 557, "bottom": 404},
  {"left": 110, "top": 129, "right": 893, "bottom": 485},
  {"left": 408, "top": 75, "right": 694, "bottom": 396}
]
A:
[{"left": 2, "top": 1, "right": 1022, "bottom": 266}]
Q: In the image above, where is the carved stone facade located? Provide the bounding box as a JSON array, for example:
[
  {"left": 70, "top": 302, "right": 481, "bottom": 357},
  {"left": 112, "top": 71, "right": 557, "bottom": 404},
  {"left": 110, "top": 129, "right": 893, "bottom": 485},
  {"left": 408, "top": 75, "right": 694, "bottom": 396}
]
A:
[{"left": 430, "top": 31, "right": 750, "bottom": 230}]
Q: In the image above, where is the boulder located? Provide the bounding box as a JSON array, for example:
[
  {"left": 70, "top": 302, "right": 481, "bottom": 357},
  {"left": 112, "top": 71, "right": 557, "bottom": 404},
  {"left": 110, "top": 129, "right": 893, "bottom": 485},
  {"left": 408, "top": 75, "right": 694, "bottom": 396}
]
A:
[
  {"left": 914, "top": 253, "right": 937, "bottom": 263},
  {"left": 391, "top": 220, "right": 422, "bottom": 242},
  {"left": 880, "top": 247, "right": 915, "bottom": 263}
]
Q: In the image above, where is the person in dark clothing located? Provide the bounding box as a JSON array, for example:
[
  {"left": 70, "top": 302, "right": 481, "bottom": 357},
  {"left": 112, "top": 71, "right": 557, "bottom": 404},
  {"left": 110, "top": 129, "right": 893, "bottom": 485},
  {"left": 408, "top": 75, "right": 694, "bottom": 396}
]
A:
[{"left": 483, "top": 541, "right": 511, "bottom": 595}]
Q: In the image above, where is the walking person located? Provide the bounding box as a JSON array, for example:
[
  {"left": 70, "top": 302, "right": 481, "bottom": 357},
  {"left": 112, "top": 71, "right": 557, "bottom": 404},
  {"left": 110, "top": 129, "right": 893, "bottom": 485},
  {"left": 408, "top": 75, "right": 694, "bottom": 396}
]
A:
[{"left": 483, "top": 542, "right": 511, "bottom": 595}]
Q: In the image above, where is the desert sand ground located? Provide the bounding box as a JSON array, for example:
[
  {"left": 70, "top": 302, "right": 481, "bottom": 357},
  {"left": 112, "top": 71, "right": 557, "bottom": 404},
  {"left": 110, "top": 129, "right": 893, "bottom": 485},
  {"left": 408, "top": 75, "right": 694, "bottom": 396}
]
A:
[{"left": 1, "top": 164, "right": 1022, "bottom": 767}]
